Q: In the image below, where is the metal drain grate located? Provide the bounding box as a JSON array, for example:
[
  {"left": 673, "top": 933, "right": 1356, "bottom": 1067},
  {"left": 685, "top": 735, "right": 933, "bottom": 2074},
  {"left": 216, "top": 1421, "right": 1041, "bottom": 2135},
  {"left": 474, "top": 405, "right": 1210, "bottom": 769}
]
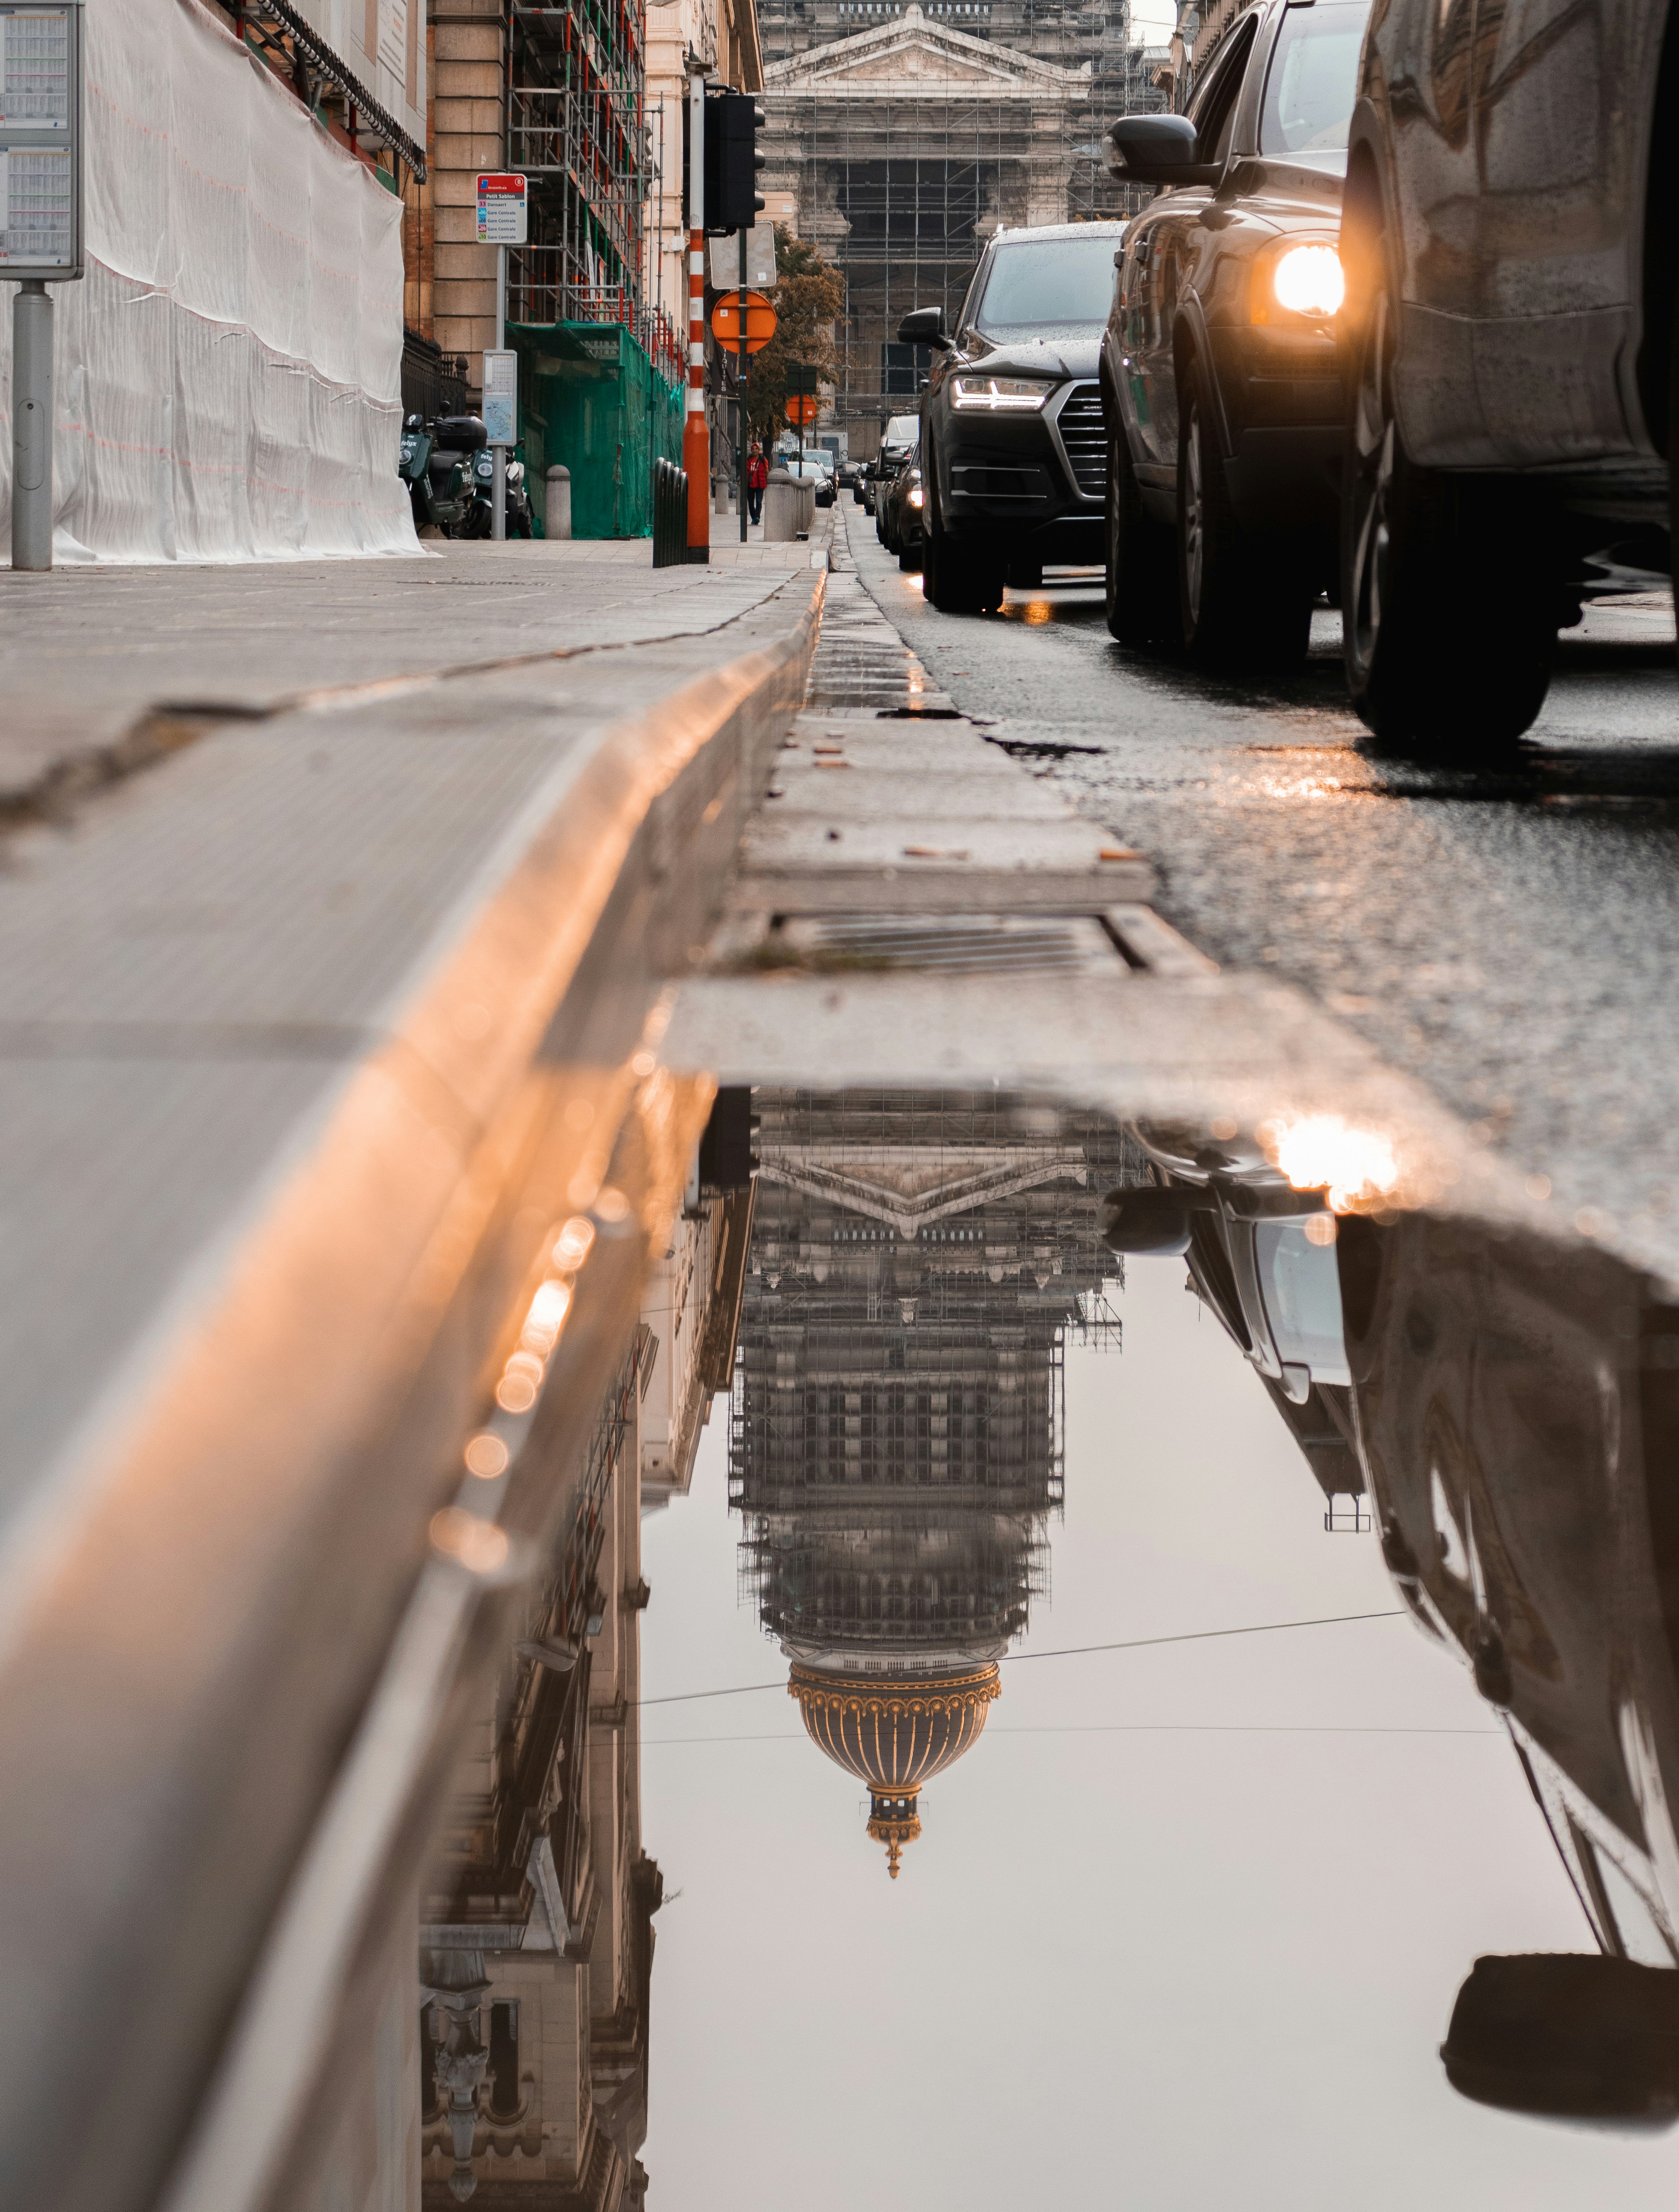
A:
[{"left": 776, "top": 912, "right": 1127, "bottom": 977}]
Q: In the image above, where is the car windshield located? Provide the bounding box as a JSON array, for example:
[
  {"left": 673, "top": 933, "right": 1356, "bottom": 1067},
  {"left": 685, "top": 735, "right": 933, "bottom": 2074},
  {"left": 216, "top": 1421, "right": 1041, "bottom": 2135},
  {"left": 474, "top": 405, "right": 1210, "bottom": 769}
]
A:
[
  {"left": 884, "top": 415, "right": 919, "bottom": 444},
  {"left": 1253, "top": 1220, "right": 1351, "bottom": 1384},
  {"left": 1259, "top": 0, "right": 1370, "bottom": 159},
  {"left": 977, "top": 235, "right": 1118, "bottom": 332}
]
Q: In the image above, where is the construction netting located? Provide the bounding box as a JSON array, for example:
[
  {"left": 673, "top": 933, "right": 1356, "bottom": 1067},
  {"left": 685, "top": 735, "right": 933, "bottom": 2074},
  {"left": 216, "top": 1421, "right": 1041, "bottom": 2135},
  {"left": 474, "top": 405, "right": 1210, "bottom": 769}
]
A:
[
  {"left": 509, "top": 321, "right": 683, "bottom": 539},
  {"left": 0, "top": 0, "right": 415, "bottom": 563}
]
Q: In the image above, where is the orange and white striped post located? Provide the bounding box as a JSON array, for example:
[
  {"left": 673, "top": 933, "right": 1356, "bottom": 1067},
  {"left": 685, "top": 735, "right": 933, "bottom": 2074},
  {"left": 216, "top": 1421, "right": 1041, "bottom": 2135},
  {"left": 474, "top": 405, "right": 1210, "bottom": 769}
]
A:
[{"left": 683, "top": 72, "right": 709, "bottom": 562}]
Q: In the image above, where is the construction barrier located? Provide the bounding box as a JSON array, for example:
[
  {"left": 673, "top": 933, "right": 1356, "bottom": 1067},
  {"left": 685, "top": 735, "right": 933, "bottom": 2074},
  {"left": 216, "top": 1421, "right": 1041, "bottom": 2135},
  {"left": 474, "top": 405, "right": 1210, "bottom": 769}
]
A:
[
  {"left": 0, "top": 0, "right": 415, "bottom": 562},
  {"left": 508, "top": 320, "right": 683, "bottom": 538}
]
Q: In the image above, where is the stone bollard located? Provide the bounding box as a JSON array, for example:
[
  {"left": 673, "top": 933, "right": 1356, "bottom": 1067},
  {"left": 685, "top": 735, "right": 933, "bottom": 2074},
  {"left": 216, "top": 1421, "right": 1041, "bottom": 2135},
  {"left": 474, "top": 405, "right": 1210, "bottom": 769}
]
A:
[
  {"left": 544, "top": 465, "right": 571, "bottom": 541},
  {"left": 762, "top": 466, "right": 800, "bottom": 543}
]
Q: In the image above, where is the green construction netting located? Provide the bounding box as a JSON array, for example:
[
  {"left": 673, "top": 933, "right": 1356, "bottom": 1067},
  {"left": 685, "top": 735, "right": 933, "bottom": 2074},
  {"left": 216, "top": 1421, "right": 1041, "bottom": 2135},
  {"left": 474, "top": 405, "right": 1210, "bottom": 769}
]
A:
[{"left": 509, "top": 321, "right": 684, "bottom": 540}]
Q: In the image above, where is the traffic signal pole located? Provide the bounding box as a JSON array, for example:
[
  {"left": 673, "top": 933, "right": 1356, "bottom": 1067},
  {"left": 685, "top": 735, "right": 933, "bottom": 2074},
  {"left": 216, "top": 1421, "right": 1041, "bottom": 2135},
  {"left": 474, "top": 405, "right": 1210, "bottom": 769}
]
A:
[
  {"left": 684, "top": 70, "right": 709, "bottom": 563},
  {"left": 738, "top": 228, "right": 749, "bottom": 544}
]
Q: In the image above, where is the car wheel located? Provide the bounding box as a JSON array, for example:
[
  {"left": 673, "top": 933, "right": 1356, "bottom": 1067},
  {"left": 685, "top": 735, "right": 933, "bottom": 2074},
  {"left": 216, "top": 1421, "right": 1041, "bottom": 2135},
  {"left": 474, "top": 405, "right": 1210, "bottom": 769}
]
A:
[
  {"left": 1176, "top": 350, "right": 1311, "bottom": 670},
  {"left": 1105, "top": 426, "right": 1177, "bottom": 647},
  {"left": 898, "top": 531, "right": 923, "bottom": 572},
  {"left": 1342, "top": 260, "right": 1553, "bottom": 750},
  {"left": 1009, "top": 560, "right": 1043, "bottom": 591}
]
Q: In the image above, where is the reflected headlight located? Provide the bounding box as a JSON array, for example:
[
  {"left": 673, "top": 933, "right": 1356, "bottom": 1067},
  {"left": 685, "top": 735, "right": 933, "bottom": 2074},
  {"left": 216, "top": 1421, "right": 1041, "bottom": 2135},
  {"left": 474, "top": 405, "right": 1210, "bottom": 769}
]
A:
[
  {"left": 951, "top": 375, "right": 1054, "bottom": 411},
  {"left": 1264, "top": 242, "right": 1345, "bottom": 320}
]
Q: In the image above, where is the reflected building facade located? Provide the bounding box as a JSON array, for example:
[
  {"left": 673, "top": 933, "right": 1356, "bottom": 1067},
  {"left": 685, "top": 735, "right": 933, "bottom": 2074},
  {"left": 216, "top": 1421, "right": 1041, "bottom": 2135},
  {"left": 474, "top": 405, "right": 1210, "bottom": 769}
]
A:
[{"left": 731, "top": 1089, "right": 1135, "bottom": 1872}]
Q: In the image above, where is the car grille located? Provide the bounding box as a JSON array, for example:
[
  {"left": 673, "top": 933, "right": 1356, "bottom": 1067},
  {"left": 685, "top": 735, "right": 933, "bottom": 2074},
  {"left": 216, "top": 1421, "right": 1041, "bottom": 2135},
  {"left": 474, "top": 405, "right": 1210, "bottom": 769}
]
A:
[{"left": 1057, "top": 383, "right": 1107, "bottom": 500}]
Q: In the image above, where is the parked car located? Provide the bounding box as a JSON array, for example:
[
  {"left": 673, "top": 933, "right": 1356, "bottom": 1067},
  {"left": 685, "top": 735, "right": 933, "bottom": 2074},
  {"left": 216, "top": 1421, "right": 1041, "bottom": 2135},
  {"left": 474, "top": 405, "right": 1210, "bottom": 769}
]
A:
[
  {"left": 1340, "top": 0, "right": 1675, "bottom": 745},
  {"left": 881, "top": 448, "right": 926, "bottom": 569},
  {"left": 898, "top": 222, "right": 1124, "bottom": 613},
  {"left": 781, "top": 454, "right": 835, "bottom": 508},
  {"left": 1102, "top": 0, "right": 1368, "bottom": 667},
  {"left": 875, "top": 445, "right": 911, "bottom": 544}
]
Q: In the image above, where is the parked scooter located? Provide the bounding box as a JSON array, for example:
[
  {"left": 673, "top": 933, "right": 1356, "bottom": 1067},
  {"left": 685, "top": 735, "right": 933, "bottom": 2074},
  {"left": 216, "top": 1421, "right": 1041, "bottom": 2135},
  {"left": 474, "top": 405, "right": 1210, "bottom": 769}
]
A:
[
  {"left": 463, "top": 446, "right": 535, "bottom": 538},
  {"left": 398, "top": 413, "right": 487, "bottom": 537}
]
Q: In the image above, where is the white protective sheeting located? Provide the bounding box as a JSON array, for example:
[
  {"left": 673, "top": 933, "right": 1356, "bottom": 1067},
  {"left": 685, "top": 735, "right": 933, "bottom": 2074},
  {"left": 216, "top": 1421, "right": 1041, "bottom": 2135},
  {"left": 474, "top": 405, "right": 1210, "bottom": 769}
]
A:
[{"left": 0, "top": 0, "right": 418, "bottom": 561}]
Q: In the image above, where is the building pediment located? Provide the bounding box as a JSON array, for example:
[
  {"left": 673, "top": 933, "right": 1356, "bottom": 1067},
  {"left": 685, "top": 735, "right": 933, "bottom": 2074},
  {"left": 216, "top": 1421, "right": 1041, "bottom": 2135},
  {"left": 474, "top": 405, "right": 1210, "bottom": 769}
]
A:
[
  {"left": 759, "top": 1143, "right": 1090, "bottom": 1236},
  {"left": 764, "top": 3, "right": 1090, "bottom": 94}
]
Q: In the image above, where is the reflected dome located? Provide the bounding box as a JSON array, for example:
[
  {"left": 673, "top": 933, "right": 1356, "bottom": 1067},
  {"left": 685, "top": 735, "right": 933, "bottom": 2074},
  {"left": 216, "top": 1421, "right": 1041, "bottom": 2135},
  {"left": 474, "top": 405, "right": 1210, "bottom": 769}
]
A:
[{"left": 789, "top": 1661, "right": 1001, "bottom": 1876}]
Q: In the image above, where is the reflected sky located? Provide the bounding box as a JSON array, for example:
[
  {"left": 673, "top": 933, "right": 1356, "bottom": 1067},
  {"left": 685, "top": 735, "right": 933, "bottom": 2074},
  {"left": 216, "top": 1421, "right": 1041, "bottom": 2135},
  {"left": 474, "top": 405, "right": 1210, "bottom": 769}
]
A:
[{"left": 637, "top": 1097, "right": 1679, "bottom": 2207}]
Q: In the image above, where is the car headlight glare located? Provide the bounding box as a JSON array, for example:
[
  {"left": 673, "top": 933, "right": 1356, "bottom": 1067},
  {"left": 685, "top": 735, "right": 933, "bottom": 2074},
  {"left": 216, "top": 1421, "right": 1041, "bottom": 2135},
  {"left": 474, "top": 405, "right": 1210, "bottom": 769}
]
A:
[
  {"left": 909, "top": 486, "right": 924, "bottom": 508},
  {"left": 951, "top": 375, "right": 1053, "bottom": 411},
  {"left": 1270, "top": 243, "right": 1344, "bottom": 319}
]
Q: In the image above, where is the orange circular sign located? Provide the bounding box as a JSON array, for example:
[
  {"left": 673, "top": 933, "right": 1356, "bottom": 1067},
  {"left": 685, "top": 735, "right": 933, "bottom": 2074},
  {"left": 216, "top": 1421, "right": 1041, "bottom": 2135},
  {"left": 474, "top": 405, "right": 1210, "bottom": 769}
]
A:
[
  {"left": 711, "top": 290, "right": 778, "bottom": 354},
  {"left": 787, "top": 395, "right": 820, "bottom": 425}
]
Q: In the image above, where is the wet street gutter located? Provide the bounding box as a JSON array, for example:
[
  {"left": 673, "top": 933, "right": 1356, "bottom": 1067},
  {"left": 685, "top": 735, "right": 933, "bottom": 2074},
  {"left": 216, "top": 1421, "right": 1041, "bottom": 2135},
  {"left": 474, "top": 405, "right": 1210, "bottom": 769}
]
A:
[
  {"left": 0, "top": 542, "right": 826, "bottom": 2212},
  {"left": 835, "top": 504, "right": 1679, "bottom": 1293}
]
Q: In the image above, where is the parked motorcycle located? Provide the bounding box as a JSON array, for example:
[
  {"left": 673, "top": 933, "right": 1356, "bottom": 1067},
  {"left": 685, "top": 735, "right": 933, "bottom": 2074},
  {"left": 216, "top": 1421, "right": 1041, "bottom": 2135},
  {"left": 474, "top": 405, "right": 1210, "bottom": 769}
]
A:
[
  {"left": 398, "top": 413, "right": 487, "bottom": 537},
  {"left": 463, "top": 446, "right": 535, "bottom": 539}
]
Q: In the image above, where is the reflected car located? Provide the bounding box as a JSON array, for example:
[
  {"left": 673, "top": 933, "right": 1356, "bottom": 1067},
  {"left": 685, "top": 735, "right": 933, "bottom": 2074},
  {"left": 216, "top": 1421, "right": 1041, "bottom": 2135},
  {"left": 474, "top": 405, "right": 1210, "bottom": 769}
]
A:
[
  {"left": 1103, "top": 0, "right": 1370, "bottom": 667},
  {"left": 1341, "top": 0, "right": 1676, "bottom": 747},
  {"left": 1104, "top": 1131, "right": 1363, "bottom": 1522},
  {"left": 1338, "top": 1209, "right": 1679, "bottom": 2121},
  {"left": 899, "top": 221, "right": 1126, "bottom": 614}
]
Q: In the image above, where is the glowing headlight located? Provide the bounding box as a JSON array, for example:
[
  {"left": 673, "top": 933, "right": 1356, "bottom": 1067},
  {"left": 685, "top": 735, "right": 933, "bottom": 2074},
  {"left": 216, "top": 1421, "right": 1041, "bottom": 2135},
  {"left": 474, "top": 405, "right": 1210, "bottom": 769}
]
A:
[
  {"left": 1271, "top": 243, "right": 1344, "bottom": 319},
  {"left": 951, "top": 375, "right": 1054, "bottom": 411},
  {"left": 909, "top": 485, "right": 924, "bottom": 508}
]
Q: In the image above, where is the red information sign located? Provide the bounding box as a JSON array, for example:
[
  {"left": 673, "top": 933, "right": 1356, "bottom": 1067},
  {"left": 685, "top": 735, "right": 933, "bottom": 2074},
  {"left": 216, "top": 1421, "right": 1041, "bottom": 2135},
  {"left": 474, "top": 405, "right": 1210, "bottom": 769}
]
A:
[
  {"left": 710, "top": 290, "right": 778, "bottom": 355},
  {"left": 476, "top": 173, "right": 528, "bottom": 246}
]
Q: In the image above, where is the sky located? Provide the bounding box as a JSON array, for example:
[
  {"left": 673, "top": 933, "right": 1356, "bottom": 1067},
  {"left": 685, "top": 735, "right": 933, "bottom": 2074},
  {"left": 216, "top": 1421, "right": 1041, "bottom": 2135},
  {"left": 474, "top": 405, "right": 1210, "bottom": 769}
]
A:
[{"left": 636, "top": 1260, "right": 1679, "bottom": 2209}]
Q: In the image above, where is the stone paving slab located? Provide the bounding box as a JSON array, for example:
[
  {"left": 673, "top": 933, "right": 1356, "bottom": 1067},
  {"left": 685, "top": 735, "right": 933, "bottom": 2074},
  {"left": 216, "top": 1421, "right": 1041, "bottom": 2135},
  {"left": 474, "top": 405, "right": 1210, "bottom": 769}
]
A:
[{"left": 0, "top": 536, "right": 825, "bottom": 799}]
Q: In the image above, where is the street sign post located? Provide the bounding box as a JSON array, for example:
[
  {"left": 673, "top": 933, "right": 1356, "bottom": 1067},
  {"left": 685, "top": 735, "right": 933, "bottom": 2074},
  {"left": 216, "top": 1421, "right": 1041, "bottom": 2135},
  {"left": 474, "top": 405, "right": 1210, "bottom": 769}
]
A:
[
  {"left": 482, "top": 349, "right": 515, "bottom": 538},
  {"left": 1, "top": 0, "right": 85, "bottom": 572},
  {"left": 476, "top": 175, "right": 526, "bottom": 539},
  {"left": 710, "top": 291, "right": 776, "bottom": 355}
]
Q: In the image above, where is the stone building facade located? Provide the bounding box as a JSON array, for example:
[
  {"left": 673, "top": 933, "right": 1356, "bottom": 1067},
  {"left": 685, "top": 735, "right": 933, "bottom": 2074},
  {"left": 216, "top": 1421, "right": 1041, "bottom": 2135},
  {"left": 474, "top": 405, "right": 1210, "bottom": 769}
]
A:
[{"left": 756, "top": 0, "right": 1161, "bottom": 444}]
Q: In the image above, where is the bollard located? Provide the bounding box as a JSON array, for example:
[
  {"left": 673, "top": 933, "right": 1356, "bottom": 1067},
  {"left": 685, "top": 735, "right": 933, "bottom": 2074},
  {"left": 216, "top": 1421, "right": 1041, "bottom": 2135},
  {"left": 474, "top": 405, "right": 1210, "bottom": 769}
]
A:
[
  {"left": 651, "top": 456, "right": 689, "bottom": 567},
  {"left": 762, "top": 466, "right": 799, "bottom": 544},
  {"left": 545, "top": 464, "right": 571, "bottom": 541},
  {"left": 12, "top": 282, "right": 54, "bottom": 573}
]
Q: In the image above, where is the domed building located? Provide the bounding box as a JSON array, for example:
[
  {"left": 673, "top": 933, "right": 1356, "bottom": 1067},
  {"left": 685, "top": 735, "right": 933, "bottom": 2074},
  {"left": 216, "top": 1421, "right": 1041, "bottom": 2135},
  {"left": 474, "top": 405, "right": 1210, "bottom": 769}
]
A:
[
  {"left": 731, "top": 1089, "right": 1133, "bottom": 1876},
  {"left": 789, "top": 1660, "right": 1001, "bottom": 1876}
]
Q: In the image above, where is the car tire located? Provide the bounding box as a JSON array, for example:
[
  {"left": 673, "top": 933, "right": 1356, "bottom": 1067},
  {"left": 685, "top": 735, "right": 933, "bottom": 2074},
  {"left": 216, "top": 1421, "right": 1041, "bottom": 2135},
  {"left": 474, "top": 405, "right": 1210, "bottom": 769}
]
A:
[
  {"left": 1009, "top": 559, "right": 1043, "bottom": 591},
  {"left": 1176, "top": 348, "right": 1311, "bottom": 670},
  {"left": 1105, "top": 426, "right": 1177, "bottom": 647},
  {"left": 1342, "top": 251, "right": 1553, "bottom": 750}
]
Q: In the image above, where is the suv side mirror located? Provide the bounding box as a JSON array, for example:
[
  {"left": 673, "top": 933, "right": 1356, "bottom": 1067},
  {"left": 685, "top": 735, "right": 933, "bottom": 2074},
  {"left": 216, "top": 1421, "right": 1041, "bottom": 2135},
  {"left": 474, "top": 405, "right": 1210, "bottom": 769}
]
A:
[
  {"left": 1443, "top": 1954, "right": 1679, "bottom": 2123},
  {"left": 896, "top": 306, "right": 951, "bottom": 350},
  {"left": 1107, "top": 113, "right": 1224, "bottom": 188}
]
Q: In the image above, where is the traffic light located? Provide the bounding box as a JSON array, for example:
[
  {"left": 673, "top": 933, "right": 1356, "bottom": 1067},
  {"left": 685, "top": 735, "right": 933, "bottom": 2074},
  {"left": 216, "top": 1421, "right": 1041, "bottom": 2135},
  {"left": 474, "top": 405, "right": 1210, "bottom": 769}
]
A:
[{"left": 704, "top": 86, "right": 766, "bottom": 235}]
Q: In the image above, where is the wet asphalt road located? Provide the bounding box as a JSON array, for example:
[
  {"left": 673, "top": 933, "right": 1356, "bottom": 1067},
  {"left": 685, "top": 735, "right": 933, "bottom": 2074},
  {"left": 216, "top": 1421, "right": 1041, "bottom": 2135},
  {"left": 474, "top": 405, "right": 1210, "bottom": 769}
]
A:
[{"left": 838, "top": 500, "right": 1679, "bottom": 1281}]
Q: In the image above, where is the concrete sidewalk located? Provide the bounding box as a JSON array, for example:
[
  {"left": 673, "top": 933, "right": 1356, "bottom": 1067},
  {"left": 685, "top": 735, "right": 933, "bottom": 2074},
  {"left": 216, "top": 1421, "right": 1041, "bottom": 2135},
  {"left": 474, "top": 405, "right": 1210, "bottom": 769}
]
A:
[
  {"left": 0, "top": 529, "right": 829, "bottom": 801},
  {"left": 0, "top": 523, "right": 827, "bottom": 2212}
]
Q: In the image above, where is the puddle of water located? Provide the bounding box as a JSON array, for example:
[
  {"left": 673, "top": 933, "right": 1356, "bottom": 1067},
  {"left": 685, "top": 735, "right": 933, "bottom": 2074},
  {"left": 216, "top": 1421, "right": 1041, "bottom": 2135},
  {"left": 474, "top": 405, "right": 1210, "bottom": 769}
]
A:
[{"left": 410, "top": 1067, "right": 1679, "bottom": 2209}]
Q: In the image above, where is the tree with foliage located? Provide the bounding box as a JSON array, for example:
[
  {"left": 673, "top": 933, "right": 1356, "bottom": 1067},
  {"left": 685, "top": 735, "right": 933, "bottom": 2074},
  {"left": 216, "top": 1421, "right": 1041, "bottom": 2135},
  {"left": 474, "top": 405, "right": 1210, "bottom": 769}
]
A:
[{"left": 746, "top": 227, "right": 844, "bottom": 444}]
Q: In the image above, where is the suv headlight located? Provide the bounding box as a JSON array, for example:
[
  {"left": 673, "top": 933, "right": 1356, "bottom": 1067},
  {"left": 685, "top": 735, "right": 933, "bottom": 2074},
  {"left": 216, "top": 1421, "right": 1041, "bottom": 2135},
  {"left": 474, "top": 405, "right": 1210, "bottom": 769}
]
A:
[
  {"left": 951, "top": 375, "right": 1054, "bottom": 412},
  {"left": 1253, "top": 240, "right": 1344, "bottom": 323}
]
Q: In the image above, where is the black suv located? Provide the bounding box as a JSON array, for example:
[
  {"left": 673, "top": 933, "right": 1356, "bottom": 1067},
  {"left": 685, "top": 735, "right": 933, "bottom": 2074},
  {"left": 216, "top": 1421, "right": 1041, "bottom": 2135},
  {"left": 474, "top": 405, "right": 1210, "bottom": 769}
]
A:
[
  {"left": 897, "top": 222, "right": 1125, "bottom": 614},
  {"left": 1104, "top": 0, "right": 1369, "bottom": 668}
]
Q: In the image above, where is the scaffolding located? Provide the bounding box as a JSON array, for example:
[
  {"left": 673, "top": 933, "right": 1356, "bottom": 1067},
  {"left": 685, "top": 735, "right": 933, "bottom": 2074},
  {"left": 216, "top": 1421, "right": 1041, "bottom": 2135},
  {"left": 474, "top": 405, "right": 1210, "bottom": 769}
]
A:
[
  {"left": 728, "top": 1089, "right": 1138, "bottom": 1661},
  {"left": 756, "top": 0, "right": 1167, "bottom": 437},
  {"left": 502, "top": 0, "right": 682, "bottom": 381}
]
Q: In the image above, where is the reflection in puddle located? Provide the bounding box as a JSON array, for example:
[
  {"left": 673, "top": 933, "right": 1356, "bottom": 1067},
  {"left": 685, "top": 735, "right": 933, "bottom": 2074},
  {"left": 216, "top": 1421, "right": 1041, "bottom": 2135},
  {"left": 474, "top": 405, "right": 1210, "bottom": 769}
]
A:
[
  {"left": 733, "top": 1092, "right": 1129, "bottom": 1876},
  {"left": 417, "top": 1080, "right": 1679, "bottom": 2206}
]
